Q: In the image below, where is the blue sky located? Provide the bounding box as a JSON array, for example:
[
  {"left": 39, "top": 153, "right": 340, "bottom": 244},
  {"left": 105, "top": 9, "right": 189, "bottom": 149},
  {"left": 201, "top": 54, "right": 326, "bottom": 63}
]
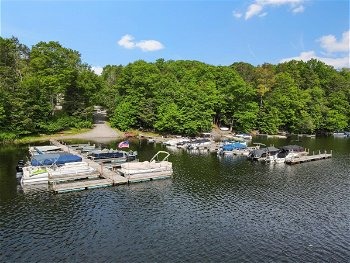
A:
[{"left": 1, "top": 0, "right": 349, "bottom": 74}]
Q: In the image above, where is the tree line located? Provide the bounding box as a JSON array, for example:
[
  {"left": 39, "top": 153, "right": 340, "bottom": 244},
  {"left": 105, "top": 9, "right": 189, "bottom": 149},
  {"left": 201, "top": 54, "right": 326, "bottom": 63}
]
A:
[{"left": 1, "top": 37, "right": 349, "bottom": 141}]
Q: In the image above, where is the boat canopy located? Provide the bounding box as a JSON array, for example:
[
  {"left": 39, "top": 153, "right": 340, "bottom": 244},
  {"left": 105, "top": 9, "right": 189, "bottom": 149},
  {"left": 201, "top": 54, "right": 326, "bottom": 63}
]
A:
[
  {"left": 280, "top": 145, "right": 304, "bottom": 152},
  {"left": 248, "top": 146, "right": 280, "bottom": 158},
  {"left": 222, "top": 142, "right": 247, "bottom": 151},
  {"left": 31, "top": 153, "right": 82, "bottom": 166},
  {"left": 89, "top": 151, "right": 126, "bottom": 159}
]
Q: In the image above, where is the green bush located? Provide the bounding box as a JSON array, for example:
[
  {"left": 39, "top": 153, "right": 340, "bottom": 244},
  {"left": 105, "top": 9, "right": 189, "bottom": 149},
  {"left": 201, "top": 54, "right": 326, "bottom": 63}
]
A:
[{"left": 0, "top": 132, "right": 17, "bottom": 143}]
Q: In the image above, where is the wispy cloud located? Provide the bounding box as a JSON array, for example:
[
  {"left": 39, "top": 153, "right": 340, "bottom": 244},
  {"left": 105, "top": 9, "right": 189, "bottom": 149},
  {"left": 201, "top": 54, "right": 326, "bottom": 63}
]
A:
[
  {"left": 233, "top": 0, "right": 305, "bottom": 20},
  {"left": 245, "top": 3, "right": 263, "bottom": 20},
  {"left": 118, "top": 34, "right": 164, "bottom": 52},
  {"left": 232, "top": 11, "right": 243, "bottom": 18},
  {"left": 280, "top": 30, "right": 350, "bottom": 69}
]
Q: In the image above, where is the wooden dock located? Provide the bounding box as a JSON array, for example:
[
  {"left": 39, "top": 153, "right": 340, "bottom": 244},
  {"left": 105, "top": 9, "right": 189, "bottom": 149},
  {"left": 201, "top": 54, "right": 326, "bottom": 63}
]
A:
[
  {"left": 48, "top": 171, "right": 101, "bottom": 183},
  {"left": 49, "top": 139, "right": 172, "bottom": 193},
  {"left": 285, "top": 151, "right": 332, "bottom": 165},
  {"left": 52, "top": 179, "right": 113, "bottom": 193},
  {"left": 50, "top": 139, "right": 128, "bottom": 185}
]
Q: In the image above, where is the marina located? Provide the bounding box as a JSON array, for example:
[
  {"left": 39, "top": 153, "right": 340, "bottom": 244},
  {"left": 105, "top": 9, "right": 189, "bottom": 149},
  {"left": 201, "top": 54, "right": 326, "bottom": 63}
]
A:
[
  {"left": 1, "top": 135, "right": 349, "bottom": 262},
  {"left": 16, "top": 136, "right": 336, "bottom": 194}
]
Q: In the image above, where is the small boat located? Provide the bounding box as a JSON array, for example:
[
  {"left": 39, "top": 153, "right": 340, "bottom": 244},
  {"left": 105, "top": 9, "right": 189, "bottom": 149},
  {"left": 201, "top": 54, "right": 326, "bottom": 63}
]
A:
[
  {"left": 21, "top": 166, "right": 49, "bottom": 185},
  {"left": 87, "top": 149, "right": 137, "bottom": 163},
  {"left": 218, "top": 141, "right": 247, "bottom": 155},
  {"left": 234, "top": 133, "right": 253, "bottom": 140},
  {"left": 247, "top": 146, "right": 280, "bottom": 161},
  {"left": 147, "top": 137, "right": 156, "bottom": 143},
  {"left": 333, "top": 132, "right": 350, "bottom": 137},
  {"left": 187, "top": 138, "right": 212, "bottom": 150},
  {"left": 273, "top": 145, "right": 307, "bottom": 163},
  {"left": 164, "top": 138, "right": 190, "bottom": 147},
  {"left": 30, "top": 153, "right": 82, "bottom": 166},
  {"left": 29, "top": 145, "right": 62, "bottom": 156},
  {"left": 117, "top": 151, "right": 173, "bottom": 180},
  {"left": 48, "top": 162, "right": 98, "bottom": 180}
]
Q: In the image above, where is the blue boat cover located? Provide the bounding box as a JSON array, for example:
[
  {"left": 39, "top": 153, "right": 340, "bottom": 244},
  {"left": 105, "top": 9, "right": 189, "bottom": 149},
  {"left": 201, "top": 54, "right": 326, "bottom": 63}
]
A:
[
  {"left": 31, "top": 153, "right": 82, "bottom": 166},
  {"left": 222, "top": 142, "right": 247, "bottom": 151}
]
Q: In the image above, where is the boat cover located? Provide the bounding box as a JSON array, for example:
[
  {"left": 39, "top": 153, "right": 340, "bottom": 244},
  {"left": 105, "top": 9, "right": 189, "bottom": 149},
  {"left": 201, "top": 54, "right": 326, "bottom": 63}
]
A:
[
  {"left": 222, "top": 142, "right": 247, "bottom": 151},
  {"left": 280, "top": 145, "right": 304, "bottom": 152},
  {"left": 31, "top": 153, "right": 82, "bottom": 166},
  {"left": 248, "top": 146, "right": 280, "bottom": 158}
]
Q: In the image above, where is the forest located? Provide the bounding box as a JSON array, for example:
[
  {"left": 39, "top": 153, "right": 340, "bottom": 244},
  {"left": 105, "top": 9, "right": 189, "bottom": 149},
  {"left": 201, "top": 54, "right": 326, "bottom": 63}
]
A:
[{"left": 1, "top": 36, "right": 349, "bottom": 141}]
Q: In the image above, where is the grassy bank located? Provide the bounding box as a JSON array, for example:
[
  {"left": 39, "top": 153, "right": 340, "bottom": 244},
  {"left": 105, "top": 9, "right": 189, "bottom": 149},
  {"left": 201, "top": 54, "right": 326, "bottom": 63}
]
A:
[{"left": 11, "top": 128, "right": 91, "bottom": 144}]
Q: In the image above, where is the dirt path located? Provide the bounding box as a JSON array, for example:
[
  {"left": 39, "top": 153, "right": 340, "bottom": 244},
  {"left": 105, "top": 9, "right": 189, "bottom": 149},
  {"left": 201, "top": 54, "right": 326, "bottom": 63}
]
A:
[{"left": 57, "top": 112, "right": 122, "bottom": 142}]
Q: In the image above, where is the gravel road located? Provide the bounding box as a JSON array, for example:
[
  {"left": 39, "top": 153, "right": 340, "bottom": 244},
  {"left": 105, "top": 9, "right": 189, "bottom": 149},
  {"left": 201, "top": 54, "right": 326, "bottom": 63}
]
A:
[{"left": 57, "top": 112, "right": 122, "bottom": 142}]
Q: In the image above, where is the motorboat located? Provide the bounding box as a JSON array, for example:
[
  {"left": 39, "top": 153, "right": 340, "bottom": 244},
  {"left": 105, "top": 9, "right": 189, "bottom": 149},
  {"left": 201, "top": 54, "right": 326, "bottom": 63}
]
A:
[
  {"left": 218, "top": 141, "right": 247, "bottom": 155},
  {"left": 247, "top": 146, "right": 280, "bottom": 161},
  {"left": 164, "top": 138, "right": 190, "bottom": 147},
  {"left": 273, "top": 145, "right": 307, "bottom": 163},
  {"left": 187, "top": 138, "right": 212, "bottom": 150},
  {"left": 29, "top": 145, "right": 63, "bottom": 156},
  {"left": 87, "top": 149, "right": 137, "bottom": 163},
  {"left": 333, "top": 131, "right": 350, "bottom": 137}
]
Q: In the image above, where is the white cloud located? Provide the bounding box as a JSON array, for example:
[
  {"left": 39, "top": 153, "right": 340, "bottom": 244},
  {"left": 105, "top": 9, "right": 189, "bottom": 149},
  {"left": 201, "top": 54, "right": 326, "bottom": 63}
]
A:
[
  {"left": 135, "top": 40, "right": 164, "bottom": 52},
  {"left": 280, "top": 51, "right": 349, "bottom": 69},
  {"left": 242, "top": 0, "right": 305, "bottom": 20},
  {"left": 233, "top": 11, "right": 242, "bottom": 18},
  {"left": 117, "top": 34, "right": 135, "bottom": 49},
  {"left": 92, "top": 66, "right": 103, "bottom": 75},
  {"left": 118, "top": 34, "right": 164, "bottom": 52},
  {"left": 245, "top": 3, "right": 263, "bottom": 20},
  {"left": 280, "top": 30, "right": 350, "bottom": 69},
  {"left": 292, "top": 5, "right": 304, "bottom": 13},
  {"left": 318, "top": 30, "right": 349, "bottom": 53}
]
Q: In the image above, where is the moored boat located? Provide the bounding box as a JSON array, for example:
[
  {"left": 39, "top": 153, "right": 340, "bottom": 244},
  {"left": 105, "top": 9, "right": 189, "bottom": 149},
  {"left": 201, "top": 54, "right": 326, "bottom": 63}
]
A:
[
  {"left": 117, "top": 151, "right": 173, "bottom": 181},
  {"left": 247, "top": 146, "right": 280, "bottom": 161},
  {"left": 21, "top": 166, "right": 49, "bottom": 185},
  {"left": 273, "top": 145, "right": 307, "bottom": 163},
  {"left": 87, "top": 149, "right": 137, "bottom": 163},
  {"left": 218, "top": 141, "right": 247, "bottom": 155}
]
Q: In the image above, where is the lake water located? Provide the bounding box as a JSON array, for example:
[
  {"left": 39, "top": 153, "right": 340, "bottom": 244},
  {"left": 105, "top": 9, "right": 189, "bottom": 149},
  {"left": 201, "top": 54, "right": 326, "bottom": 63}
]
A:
[{"left": 1, "top": 136, "right": 349, "bottom": 262}]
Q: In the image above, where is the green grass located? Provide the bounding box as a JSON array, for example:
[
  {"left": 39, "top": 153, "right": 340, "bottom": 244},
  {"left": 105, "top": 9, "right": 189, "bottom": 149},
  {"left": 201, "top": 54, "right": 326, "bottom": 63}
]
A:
[{"left": 13, "top": 128, "right": 91, "bottom": 144}]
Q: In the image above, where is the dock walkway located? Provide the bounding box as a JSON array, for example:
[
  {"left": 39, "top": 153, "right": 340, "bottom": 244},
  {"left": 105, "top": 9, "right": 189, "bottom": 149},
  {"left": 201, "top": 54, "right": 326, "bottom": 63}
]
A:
[
  {"left": 285, "top": 152, "right": 332, "bottom": 165},
  {"left": 49, "top": 139, "right": 172, "bottom": 193},
  {"left": 52, "top": 179, "right": 113, "bottom": 193},
  {"left": 50, "top": 139, "right": 128, "bottom": 193}
]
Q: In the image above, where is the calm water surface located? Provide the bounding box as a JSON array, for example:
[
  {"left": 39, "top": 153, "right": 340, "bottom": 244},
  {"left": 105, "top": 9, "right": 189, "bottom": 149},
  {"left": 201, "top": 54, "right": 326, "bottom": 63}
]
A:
[{"left": 0, "top": 136, "right": 349, "bottom": 262}]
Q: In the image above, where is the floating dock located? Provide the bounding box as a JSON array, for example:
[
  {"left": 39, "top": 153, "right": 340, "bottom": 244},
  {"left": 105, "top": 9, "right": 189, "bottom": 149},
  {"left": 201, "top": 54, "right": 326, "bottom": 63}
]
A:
[
  {"left": 49, "top": 139, "right": 172, "bottom": 193},
  {"left": 285, "top": 151, "right": 332, "bottom": 165},
  {"left": 52, "top": 179, "right": 113, "bottom": 193}
]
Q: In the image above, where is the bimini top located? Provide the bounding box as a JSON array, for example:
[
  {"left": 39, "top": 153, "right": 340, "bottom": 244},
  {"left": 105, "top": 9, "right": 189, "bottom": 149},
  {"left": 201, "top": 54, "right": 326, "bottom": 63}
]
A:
[
  {"left": 280, "top": 145, "right": 304, "bottom": 152},
  {"left": 31, "top": 153, "right": 82, "bottom": 166}
]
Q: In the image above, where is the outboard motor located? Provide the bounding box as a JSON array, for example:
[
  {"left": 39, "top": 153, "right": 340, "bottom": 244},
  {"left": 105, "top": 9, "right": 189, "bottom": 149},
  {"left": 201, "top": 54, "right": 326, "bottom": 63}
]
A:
[{"left": 16, "top": 160, "right": 25, "bottom": 173}]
